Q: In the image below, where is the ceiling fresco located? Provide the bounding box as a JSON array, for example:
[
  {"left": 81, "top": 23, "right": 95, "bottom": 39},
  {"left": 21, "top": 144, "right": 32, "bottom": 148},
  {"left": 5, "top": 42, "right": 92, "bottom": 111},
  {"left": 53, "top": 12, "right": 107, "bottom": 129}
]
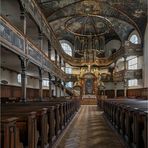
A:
[{"left": 37, "top": 0, "right": 147, "bottom": 58}]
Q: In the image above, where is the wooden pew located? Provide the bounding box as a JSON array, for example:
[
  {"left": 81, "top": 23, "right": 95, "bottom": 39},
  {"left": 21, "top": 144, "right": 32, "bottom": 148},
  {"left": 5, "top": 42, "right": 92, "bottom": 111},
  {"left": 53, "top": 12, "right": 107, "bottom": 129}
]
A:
[
  {"left": 1, "top": 99, "right": 80, "bottom": 147},
  {"left": 1, "top": 117, "right": 19, "bottom": 148},
  {"left": 2, "top": 104, "right": 55, "bottom": 147},
  {"left": 1, "top": 109, "right": 38, "bottom": 148},
  {"left": 99, "top": 99, "right": 148, "bottom": 148}
]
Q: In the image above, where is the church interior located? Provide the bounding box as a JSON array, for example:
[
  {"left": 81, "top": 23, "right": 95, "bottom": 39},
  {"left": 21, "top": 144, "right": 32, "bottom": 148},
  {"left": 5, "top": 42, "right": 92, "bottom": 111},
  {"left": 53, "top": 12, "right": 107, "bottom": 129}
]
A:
[{"left": 0, "top": 0, "right": 148, "bottom": 148}]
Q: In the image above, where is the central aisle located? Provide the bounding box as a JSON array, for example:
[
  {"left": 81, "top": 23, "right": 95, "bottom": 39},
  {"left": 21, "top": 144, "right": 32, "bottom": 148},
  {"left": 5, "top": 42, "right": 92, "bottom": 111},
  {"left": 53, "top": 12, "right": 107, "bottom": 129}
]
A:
[{"left": 56, "top": 105, "right": 125, "bottom": 148}]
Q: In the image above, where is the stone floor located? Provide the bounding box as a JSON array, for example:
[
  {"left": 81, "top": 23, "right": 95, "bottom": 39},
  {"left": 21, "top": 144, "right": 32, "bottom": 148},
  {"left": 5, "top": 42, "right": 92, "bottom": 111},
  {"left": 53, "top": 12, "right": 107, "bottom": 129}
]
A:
[{"left": 56, "top": 105, "right": 126, "bottom": 148}]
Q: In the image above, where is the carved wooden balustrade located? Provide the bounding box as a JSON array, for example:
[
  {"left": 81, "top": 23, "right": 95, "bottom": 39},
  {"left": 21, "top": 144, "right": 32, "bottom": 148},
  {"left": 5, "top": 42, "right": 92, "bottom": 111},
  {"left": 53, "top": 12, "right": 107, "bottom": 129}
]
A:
[
  {"left": 0, "top": 16, "right": 66, "bottom": 80},
  {"left": 113, "top": 69, "right": 142, "bottom": 82}
]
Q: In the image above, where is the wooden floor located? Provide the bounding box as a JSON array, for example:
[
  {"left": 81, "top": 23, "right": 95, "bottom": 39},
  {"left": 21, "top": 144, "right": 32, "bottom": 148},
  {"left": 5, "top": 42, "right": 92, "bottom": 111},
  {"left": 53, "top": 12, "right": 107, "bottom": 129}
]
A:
[
  {"left": 56, "top": 105, "right": 125, "bottom": 148},
  {"left": 80, "top": 99, "right": 97, "bottom": 105}
]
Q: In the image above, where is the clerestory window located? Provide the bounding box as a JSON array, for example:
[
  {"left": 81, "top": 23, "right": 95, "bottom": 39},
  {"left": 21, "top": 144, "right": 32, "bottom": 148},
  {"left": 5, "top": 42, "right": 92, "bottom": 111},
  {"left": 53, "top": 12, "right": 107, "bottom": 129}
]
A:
[
  {"left": 60, "top": 41, "right": 72, "bottom": 56},
  {"left": 130, "top": 34, "right": 138, "bottom": 44}
]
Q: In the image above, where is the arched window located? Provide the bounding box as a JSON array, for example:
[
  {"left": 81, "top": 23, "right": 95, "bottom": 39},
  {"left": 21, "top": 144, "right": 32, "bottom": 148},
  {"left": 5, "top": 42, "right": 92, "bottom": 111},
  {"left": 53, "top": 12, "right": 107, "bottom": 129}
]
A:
[
  {"left": 60, "top": 42, "right": 72, "bottom": 56},
  {"left": 51, "top": 49, "right": 55, "bottom": 61},
  {"left": 17, "top": 74, "right": 27, "bottom": 84},
  {"left": 17, "top": 74, "right": 21, "bottom": 83},
  {"left": 130, "top": 34, "right": 138, "bottom": 44}
]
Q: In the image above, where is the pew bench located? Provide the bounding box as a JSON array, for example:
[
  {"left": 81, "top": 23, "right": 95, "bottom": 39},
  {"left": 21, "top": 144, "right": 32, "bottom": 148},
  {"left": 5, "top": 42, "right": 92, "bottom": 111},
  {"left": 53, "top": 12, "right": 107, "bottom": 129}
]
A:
[
  {"left": 98, "top": 99, "right": 148, "bottom": 148},
  {"left": 1, "top": 99, "right": 80, "bottom": 147}
]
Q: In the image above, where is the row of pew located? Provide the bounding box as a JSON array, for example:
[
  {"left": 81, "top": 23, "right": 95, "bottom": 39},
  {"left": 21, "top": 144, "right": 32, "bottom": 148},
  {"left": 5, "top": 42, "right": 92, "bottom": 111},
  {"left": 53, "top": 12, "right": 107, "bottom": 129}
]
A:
[
  {"left": 1, "top": 98, "right": 80, "bottom": 148},
  {"left": 97, "top": 98, "right": 148, "bottom": 148}
]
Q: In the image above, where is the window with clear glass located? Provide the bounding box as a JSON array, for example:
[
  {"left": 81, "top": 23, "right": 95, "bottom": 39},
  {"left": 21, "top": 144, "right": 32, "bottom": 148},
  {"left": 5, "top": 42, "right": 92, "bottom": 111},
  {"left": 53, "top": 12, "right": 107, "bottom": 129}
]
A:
[
  {"left": 61, "top": 42, "right": 72, "bottom": 56},
  {"left": 51, "top": 50, "right": 55, "bottom": 61},
  {"left": 42, "top": 80, "right": 49, "bottom": 87},
  {"left": 17, "top": 74, "right": 27, "bottom": 84},
  {"left": 128, "top": 57, "right": 137, "bottom": 70},
  {"left": 17, "top": 74, "right": 21, "bottom": 83},
  {"left": 65, "top": 67, "right": 72, "bottom": 74},
  {"left": 130, "top": 35, "right": 138, "bottom": 44},
  {"left": 66, "top": 82, "right": 73, "bottom": 88},
  {"left": 128, "top": 79, "right": 138, "bottom": 86}
]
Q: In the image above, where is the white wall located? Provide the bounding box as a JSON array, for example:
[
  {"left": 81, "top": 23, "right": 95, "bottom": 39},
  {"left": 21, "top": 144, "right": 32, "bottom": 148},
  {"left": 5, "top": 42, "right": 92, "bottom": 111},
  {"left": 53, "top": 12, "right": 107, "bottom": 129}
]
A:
[
  {"left": 144, "top": 24, "right": 148, "bottom": 88},
  {"left": 0, "top": 68, "right": 20, "bottom": 86},
  {"left": 0, "top": 68, "right": 39, "bottom": 88},
  {"left": 105, "top": 40, "right": 121, "bottom": 57},
  {"left": 137, "top": 56, "right": 143, "bottom": 69},
  {"left": 128, "top": 79, "right": 143, "bottom": 89},
  {"left": 27, "top": 77, "right": 39, "bottom": 89}
]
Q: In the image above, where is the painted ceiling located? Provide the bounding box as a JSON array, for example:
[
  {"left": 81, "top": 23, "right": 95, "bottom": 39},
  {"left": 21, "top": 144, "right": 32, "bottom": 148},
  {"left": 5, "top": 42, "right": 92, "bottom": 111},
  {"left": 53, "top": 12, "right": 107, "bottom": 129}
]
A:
[{"left": 37, "top": 0, "right": 147, "bottom": 57}]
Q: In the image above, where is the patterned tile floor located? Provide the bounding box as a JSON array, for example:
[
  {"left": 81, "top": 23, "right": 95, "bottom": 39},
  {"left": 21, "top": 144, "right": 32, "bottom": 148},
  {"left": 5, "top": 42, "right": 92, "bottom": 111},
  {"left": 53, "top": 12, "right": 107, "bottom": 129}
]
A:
[{"left": 56, "top": 105, "right": 126, "bottom": 148}]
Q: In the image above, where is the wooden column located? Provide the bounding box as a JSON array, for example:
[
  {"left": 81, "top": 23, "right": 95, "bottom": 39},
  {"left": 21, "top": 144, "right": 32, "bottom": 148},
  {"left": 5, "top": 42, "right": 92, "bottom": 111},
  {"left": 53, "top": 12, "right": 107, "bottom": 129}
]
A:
[
  {"left": 59, "top": 56, "right": 62, "bottom": 69},
  {"left": 63, "top": 82, "right": 66, "bottom": 97},
  {"left": 123, "top": 56, "right": 127, "bottom": 97},
  {"left": 59, "top": 79, "right": 62, "bottom": 97},
  {"left": 39, "top": 32, "right": 43, "bottom": 50},
  {"left": 38, "top": 68, "right": 43, "bottom": 101},
  {"left": 48, "top": 40, "right": 51, "bottom": 60},
  {"left": 55, "top": 77, "right": 58, "bottom": 97},
  {"left": 55, "top": 50, "right": 57, "bottom": 65},
  {"left": 19, "top": 56, "right": 27, "bottom": 102},
  {"left": 20, "top": 9, "right": 27, "bottom": 35},
  {"left": 48, "top": 73, "right": 52, "bottom": 99}
]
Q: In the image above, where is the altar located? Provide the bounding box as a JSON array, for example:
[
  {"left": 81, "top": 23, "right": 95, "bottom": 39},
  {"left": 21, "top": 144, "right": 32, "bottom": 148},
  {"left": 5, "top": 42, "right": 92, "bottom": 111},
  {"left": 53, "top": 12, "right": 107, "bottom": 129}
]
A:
[
  {"left": 82, "top": 95, "right": 96, "bottom": 99},
  {"left": 82, "top": 73, "right": 98, "bottom": 99}
]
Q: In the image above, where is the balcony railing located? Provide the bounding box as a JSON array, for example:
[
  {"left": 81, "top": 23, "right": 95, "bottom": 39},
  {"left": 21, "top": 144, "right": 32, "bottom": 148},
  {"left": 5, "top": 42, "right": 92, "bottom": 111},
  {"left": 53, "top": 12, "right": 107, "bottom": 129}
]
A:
[
  {"left": 0, "top": 16, "right": 66, "bottom": 80},
  {"left": 113, "top": 69, "right": 142, "bottom": 81},
  {"left": 0, "top": 18, "right": 25, "bottom": 53}
]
